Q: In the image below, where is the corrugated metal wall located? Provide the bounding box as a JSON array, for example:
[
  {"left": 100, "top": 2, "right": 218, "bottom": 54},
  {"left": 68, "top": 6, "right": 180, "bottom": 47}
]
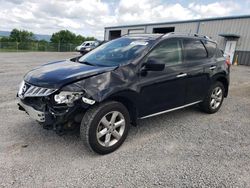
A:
[
  {"left": 104, "top": 17, "right": 250, "bottom": 65},
  {"left": 145, "top": 22, "right": 197, "bottom": 34},
  {"left": 198, "top": 18, "right": 250, "bottom": 51},
  {"left": 104, "top": 26, "right": 146, "bottom": 40},
  {"left": 234, "top": 51, "right": 250, "bottom": 66}
]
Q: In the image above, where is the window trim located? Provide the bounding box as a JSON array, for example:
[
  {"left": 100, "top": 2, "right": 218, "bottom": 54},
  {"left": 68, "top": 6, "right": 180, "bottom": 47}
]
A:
[
  {"left": 200, "top": 40, "right": 209, "bottom": 57},
  {"left": 201, "top": 40, "right": 217, "bottom": 58}
]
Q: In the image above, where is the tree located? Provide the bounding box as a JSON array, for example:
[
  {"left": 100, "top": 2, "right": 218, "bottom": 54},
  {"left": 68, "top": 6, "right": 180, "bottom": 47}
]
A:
[
  {"left": 9, "top": 28, "right": 35, "bottom": 42},
  {"left": 84, "top": 36, "right": 96, "bottom": 41},
  {"left": 0, "top": 36, "right": 10, "bottom": 42},
  {"left": 50, "top": 30, "right": 96, "bottom": 45},
  {"left": 37, "top": 40, "right": 49, "bottom": 51},
  {"left": 75, "top": 35, "right": 85, "bottom": 44},
  {"left": 50, "top": 30, "right": 76, "bottom": 44}
]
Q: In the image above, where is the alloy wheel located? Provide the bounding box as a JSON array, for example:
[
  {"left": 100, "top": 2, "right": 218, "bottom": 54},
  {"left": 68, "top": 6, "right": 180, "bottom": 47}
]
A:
[
  {"left": 210, "top": 86, "right": 223, "bottom": 110},
  {"left": 96, "top": 111, "right": 126, "bottom": 147}
]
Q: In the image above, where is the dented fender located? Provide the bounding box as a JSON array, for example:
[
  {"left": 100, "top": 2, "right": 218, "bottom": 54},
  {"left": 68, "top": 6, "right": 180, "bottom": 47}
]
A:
[{"left": 62, "top": 63, "right": 141, "bottom": 103}]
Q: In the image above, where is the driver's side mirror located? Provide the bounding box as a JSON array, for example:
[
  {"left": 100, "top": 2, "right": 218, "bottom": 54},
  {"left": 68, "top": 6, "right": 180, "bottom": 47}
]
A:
[{"left": 143, "top": 59, "right": 165, "bottom": 71}]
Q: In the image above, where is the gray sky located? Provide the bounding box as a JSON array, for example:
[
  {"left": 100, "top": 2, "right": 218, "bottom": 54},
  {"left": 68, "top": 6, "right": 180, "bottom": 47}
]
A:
[{"left": 0, "top": 0, "right": 249, "bottom": 39}]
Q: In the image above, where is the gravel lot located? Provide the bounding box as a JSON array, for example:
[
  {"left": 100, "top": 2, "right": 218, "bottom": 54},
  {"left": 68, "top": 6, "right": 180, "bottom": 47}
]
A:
[{"left": 0, "top": 52, "right": 250, "bottom": 187}]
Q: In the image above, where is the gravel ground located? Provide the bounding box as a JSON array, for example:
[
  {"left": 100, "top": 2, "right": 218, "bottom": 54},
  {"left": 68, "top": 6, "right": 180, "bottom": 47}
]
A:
[{"left": 0, "top": 52, "right": 250, "bottom": 187}]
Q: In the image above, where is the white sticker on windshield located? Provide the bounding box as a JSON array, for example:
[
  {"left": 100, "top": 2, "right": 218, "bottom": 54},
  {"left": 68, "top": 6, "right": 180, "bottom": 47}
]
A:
[{"left": 130, "top": 41, "right": 148, "bottom": 46}]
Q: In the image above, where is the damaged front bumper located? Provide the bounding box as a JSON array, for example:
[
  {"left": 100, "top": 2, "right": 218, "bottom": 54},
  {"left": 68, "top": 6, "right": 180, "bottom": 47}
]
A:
[
  {"left": 17, "top": 95, "right": 93, "bottom": 130},
  {"left": 17, "top": 81, "right": 97, "bottom": 130},
  {"left": 17, "top": 98, "right": 45, "bottom": 122}
]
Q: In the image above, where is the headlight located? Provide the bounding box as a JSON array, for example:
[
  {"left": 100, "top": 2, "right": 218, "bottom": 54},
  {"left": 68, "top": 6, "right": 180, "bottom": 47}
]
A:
[
  {"left": 54, "top": 91, "right": 83, "bottom": 104},
  {"left": 18, "top": 80, "right": 25, "bottom": 96}
]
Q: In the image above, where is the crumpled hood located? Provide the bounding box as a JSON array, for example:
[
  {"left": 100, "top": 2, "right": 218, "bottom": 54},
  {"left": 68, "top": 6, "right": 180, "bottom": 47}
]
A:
[{"left": 24, "top": 59, "right": 116, "bottom": 88}]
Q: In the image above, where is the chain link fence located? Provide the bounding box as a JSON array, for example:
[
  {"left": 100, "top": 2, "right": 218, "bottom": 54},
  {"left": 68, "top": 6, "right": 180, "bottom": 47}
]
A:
[{"left": 0, "top": 42, "right": 78, "bottom": 52}]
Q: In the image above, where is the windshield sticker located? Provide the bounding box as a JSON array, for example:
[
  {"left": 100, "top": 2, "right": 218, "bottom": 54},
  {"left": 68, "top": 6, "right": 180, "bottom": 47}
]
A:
[{"left": 130, "top": 41, "right": 148, "bottom": 46}]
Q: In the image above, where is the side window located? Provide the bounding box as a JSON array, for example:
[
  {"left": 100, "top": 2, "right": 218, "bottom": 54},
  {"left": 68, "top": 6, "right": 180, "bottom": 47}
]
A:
[
  {"left": 215, "top": 48, "right": 224, "bottom": 57},
  {"left": 147, "top": 39, "right": 182, "bottom": 65},
  {"left": 85, "top": 43, "right": 90, "bottom": 47},
  {"left": 203, "top": 40, "right": 216, "bottom": 58},
  {"left": 183, "top": 39, "right": 207, "bottom": 61}
]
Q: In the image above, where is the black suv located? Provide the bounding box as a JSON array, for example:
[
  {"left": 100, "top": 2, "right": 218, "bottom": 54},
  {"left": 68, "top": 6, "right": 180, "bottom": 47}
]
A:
[{"left": 17, "top": 33, "right": 229, "bottom": 154}]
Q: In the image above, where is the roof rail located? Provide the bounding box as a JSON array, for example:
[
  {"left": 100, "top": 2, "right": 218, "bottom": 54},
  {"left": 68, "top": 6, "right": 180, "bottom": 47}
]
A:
[
  {"left": 163, "top": 32, "right": 210, "bottom": 39},
  {"left": 193, "top": 33, "right": 210, "bottom": 39}
]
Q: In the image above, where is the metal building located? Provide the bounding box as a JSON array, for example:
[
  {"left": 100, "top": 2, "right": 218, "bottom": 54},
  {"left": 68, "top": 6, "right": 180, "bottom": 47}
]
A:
[{"left": 104, "top": 15, "right": 250, "bottom": 66}]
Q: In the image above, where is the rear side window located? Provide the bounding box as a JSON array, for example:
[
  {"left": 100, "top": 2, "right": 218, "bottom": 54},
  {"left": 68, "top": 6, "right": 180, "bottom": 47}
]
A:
[
  {"left": 215, "top": 48, "right": 224, "bottom": 57},
  {"left": 183, "top": 39, "right": 207, "bottom": 61},
  {"left": 203, "top": 40, "right": 216, "bottom": 57}
]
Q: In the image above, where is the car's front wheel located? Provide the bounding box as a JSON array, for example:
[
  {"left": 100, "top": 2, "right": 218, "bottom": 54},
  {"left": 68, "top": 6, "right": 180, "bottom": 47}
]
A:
[
  {"left": 200, "top": 81, "right": 225, "bottom": 113},
  {"left": 80, "top": 101, "right": 130, "bottom": 154}
]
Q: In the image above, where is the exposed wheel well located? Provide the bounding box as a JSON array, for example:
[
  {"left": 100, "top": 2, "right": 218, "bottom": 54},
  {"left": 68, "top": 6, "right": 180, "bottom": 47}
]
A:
[
  {"left": 216, "top": 76, "right": 229, "bottom": 97},
  {"left": 108, "top": 96, "right": 137, "bottom": 126}
]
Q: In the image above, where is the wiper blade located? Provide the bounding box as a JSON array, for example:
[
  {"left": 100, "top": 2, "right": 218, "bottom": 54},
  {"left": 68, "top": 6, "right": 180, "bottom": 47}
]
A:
[{"left": 80, "top": 61, "right": 95, "bottom": 66}]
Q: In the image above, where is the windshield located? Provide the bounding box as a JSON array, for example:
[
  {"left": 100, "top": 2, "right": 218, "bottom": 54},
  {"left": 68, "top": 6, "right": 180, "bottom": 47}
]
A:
[{"left": 78, "top": 37, "right": 153, "bottom": 66}]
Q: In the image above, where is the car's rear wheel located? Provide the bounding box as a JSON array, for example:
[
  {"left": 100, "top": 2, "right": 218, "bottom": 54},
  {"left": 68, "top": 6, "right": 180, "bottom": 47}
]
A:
[
  {"left": 200, "top": 81, "right": 225, "bottom": 114},
  {"left": 80, "top": 101, "right": 130, "bottom": 154}
]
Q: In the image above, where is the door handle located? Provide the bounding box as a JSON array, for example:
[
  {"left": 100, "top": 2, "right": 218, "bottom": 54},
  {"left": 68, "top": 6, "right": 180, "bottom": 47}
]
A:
[
  {"left": 209, "top": 65, "right": 217, "bottom": 70},
  {"left": 176, "top": 73, "right": 187, "bottom": 78}
]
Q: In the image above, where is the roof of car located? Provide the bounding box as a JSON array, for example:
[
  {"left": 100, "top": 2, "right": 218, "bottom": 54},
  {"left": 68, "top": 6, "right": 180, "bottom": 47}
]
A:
[
  {"left": 123, "top": 33, "right": 163, "bottom": 40},
  {"left": 124, "top": 32, "right": 215, "bottom": 42}
]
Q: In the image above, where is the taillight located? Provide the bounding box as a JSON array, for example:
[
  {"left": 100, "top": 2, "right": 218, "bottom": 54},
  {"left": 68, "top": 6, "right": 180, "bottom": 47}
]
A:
[{"left": 225, "top": 56, "right": 231, "bottom": 69}]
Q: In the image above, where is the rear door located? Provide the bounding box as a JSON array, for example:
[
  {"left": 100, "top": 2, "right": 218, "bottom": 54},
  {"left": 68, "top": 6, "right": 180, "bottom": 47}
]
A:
[
  {"left": 224, "top": 40, "right": 237, "bottom": 64},
  {"left": 138, "top": 38, "right": 187, "bottom": 117},
  {"left": 182, "top": 38, "right": 211, "bottom": 103}
]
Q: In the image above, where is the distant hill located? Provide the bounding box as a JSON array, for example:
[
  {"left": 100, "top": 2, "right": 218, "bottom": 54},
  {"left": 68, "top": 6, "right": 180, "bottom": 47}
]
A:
[
  {"left": 34, "top": 34, "right": 51, "bottom": 41},
  {"left": 0, "top": 31, "right": 51, "bottom": 41},
  {"left": 0, "top": 31, "right": 10, "bottom": 37}
]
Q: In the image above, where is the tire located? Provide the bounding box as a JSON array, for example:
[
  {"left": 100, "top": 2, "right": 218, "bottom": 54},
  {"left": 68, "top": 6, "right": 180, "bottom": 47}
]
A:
[
  {"left": 200, "top": 81, "right": 225, "bottom": 114},
  {"left": 80, "top": 101, "right": 130, "bottom": 154}
]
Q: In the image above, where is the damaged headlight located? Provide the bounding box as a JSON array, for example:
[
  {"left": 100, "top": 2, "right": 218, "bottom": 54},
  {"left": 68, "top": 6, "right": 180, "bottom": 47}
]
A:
[{"left": 54, "top": 91, "right": 83, "bottom": 104}]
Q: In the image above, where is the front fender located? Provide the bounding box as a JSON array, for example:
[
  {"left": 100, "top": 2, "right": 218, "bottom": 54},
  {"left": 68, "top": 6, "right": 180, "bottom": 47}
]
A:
[{"left": 61, "top": 64, "right": 139, "bottom": 103}]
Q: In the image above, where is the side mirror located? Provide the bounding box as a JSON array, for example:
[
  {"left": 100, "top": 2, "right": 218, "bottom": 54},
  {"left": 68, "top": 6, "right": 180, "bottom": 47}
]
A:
[{"left": 143, "top": 59, "right": 165, "bottom": 71}]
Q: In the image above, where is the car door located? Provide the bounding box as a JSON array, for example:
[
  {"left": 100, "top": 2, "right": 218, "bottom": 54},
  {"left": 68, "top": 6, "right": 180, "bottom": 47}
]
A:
[
  {"left": 138, "top": 38, "right": 188, "bottom": 117},
  {"left": 182, "top": 39, "right": 211, "bottom": 104}
]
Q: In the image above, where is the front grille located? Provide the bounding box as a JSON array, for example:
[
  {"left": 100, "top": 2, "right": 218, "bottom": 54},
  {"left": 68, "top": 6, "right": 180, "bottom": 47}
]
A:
[
  {"left": 19, "top": 81, "right": 57, "bottom": 98},
  {"left": 25, "top": 85, "right": 56, "bottom": 97}
]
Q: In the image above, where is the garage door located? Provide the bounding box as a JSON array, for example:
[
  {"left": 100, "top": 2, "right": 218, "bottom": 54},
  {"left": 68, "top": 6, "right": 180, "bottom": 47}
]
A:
[
  {"left": 153, "top": 27, "right": 175, "bottom": 34},
  {"left": 109, "top": 30, "right": 121, "bottom": 40}
]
